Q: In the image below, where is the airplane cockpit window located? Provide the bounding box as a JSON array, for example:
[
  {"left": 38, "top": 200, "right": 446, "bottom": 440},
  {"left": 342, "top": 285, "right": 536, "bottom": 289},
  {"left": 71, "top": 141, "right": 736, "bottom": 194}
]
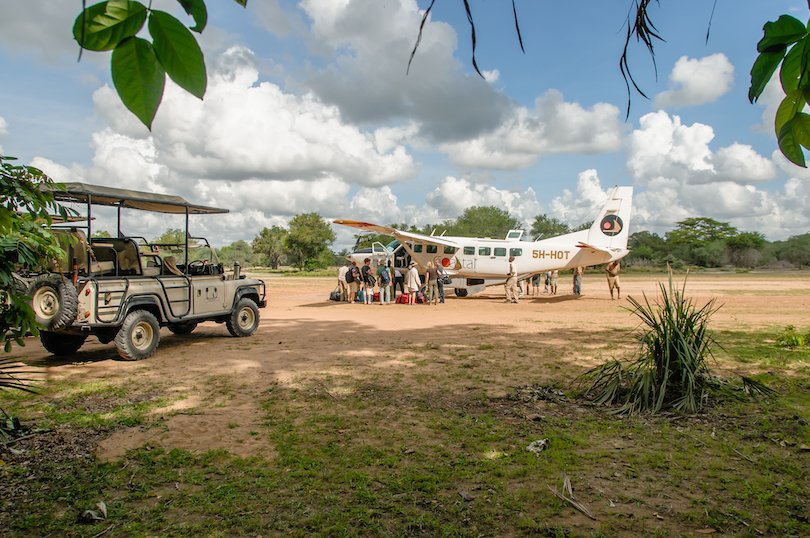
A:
[
  {"left": 426, "top": 244, "right": 438, "bottom": 253},
  {"left": 463, "top": 246, "right": 475, "bottom": 255},
  {"left": 494, "top": 247, "right": 507, "bottom": 257},
  {"left": 386, "top": 240, "right": 400, "bottom": 252},
  {"left": 414, "top": 244, "right": 423, "bottom": 253},
  {"left": 443, "top": 246, "right": 457, "bottom": 254},
  {"left": 510, "top": 248, "right": 523, "bottom": 257},
  {"left": 479, "top": 247, "right": 491, "bottom": 256}
]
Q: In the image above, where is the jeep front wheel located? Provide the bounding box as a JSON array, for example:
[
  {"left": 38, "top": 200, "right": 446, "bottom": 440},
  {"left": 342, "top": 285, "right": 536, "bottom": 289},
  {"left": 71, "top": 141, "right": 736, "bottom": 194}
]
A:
[
  {"left": 40, "top": 331, "right": 87, "bottom": 356},
  {"left": 30, "top": 275, "right": 78, "bottom": 330},
  {"left": 115, "top": 310, "right": 160, "bottom": 360},
  {"left": 226, "top": 298, "right": 259, "bottom": 337}
]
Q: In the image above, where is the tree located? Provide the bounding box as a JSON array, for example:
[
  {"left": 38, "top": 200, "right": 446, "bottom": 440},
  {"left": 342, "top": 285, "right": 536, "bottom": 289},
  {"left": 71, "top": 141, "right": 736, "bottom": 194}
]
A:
[
  {"left": 73, "top": 0, "right": 247, "bottom": 129},
  {"left": 727, "top": 231, "right": 766, "bottom": 268},
  {"left": 770, "top": 233, "right": 810, "bottom": 267},
  {"left": 217, "top": 240, "right": 256, "bottom": 267},
  {"left": 252, "top": 226, "right": 288, "bottom": 269},
  {"left": 530, "top": 215, "right": 570, "bottom": 240},
  {"left": 153, "top": 228, "right": 186, "bottom": 245},
  {"left": 1, "top": 156, "right": 68, "bottom": 353},
  {"left": 285, "top": 213, "right": 336, "bottom": 270},
  {"left": 666, "top": 218, "right": 738, "bottom": 248},
  {"left": 445, "top": 206, "right": 520, "bottom": 239},
  {"left": 92, "top": 229, "right": 112, "bottom": 238},
  {"left": 626, "top": 230, "right": 667, "bottom": 265}
]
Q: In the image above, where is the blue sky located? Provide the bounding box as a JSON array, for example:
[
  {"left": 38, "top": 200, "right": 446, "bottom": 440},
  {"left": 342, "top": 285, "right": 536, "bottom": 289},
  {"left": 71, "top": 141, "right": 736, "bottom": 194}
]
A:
[{"left": 1, "top": 0, "right": 808, "bottom": 248}]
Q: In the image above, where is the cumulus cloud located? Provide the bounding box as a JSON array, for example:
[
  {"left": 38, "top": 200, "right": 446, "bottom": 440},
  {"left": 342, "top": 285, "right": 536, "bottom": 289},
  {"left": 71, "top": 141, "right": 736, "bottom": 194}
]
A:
[
  {"left": 425, "top": 176, "right": 542, "bottom": 226},
  {"left": 548, "top": 170, "right": 610, "bottom": 226},
  {"left": 653, "top": 54, "right": 734, "bottom": 109},
  {"left": 90, "top": 46, "right": 416, "bottom": 188},
  {"left": 440, "top": 90, "right": 625, "bottom": 169},
  {"left": 629, "top": 111, "right": 775, "bottom": 186},
  {"left": 0, "top": 1, "right": 78, "bottom": 61},
  {"left": 301, "top": 0, "right": 512, "bottom": 142}
]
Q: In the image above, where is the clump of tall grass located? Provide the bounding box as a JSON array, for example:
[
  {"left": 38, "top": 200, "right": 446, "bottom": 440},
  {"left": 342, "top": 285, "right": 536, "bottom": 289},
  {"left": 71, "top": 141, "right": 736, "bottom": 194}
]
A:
[
  {"left": 775, "top": 325, "right": 809, "bottom": 348},
  {"left": 580, "top": 271, "right": 772, "bottom": 414}
]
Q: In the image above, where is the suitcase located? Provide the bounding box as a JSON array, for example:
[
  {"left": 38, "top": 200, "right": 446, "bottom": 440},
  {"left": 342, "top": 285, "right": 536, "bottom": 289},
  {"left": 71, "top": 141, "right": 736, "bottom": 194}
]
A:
[
  {"left": 396, "top": 294, "right": 410, "bottom": 304},
  {"left": 329, "top": 287, "right": 341, "bottom": 301}
]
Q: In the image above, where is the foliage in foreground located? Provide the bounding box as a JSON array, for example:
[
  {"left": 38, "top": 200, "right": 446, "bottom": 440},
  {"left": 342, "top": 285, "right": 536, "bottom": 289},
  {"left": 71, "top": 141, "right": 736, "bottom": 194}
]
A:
[{"left": 580, "top": 272, "right": 773, "bottom": 414}]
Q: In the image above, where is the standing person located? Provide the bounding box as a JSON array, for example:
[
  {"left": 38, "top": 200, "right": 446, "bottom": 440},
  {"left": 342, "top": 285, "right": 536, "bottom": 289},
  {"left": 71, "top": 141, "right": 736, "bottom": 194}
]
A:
[
  {"left": 406, "top": 261, "right": 420, "bottom": 306},
  {"left": 544, "top": 271, "right": 551, "bottom": 294},
  {"left": 361, "top": 258, "right": 375, "bottom": 305},
  {"left": 573, "top": 266, "right": 583, "bottom": 296},
  {"left": 605, "top": 260, "right": 621, "bottom": 300},
  {"left": 530, "top": 274, "right": 541, "bottom": 296},
  {"left": 504, "top": 256, "right": 519, "bottom": 303},
  {"left": 394, "top": 265, "right": 405, "bottom": 297},
  {"left": 550, "top": 270, "right": 559, "bottom": 295},
  {"left": 425, "top": 261, "right": 439, "bottom": 305},
  {"left": 436, "top": 262, "right": 447, "bottom": 303},
  {"left": 337, "top": 263, "right": 349, "bottom": 302},
  {"left": 347, "top": 261, "right": 360, "bottom": 303},
  {"left": 377, "top": 259, "right": 392, "bottom": 305}
]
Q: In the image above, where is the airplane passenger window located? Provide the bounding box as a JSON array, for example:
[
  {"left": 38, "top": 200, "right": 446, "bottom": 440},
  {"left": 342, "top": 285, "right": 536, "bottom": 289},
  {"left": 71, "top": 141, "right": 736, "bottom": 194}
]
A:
[
  {"left": 510, "top": 248, "right": 523, "bottom": 256},
  {"left": 426, "top": 245, "right": 438, "bottom": 253},
  {"left": 463, "top": 246, "right": 475, "bottom": 255},
  {"left": 494, "top": 248, "right": 507, "bottom": 257},
  {"left": 414, "top": 244, "right": 423, "bottom": 253},
  {"left": 479, "top": 247, "right": 491, "bottom": 256},
  {"left": 444, "top": 246, "right": 457, "bottom": 254}
]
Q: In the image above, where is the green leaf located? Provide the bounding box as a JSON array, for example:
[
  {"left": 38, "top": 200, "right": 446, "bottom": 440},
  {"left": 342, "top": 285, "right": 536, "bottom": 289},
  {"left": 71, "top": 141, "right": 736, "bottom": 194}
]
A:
[
  {"left": 73, "top": 0, "right": 147, "bottom": 52},
  {"left": 177, "top": 0, "right": 207, "bottom": 33},
  {"left": 111, "top": 37, "right": 165, "bottom": 130},
  {"left": 777, "top": 113, "right": 810, "bottom": 167},
  {"left": 779, "top": 38, "right": 807, "bottom": 93},
  {"left": 148, "top": 11, "right": 207, "bottom": 99},
  {"left": 233, "top": 0, "right": 248, "bottom": 7},
  {"left": 775, "top": 89, "right": 805, "bottom": 136},
  {"left": 757, "top": 15, "right": 807, "bottom": 53},
  {"left": 749, "top": 50, "right": 785, "bottom": 103}
]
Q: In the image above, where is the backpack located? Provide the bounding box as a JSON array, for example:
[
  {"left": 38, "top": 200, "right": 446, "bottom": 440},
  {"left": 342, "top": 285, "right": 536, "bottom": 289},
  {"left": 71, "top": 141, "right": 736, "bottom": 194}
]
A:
[
  {"left": 379, "top": 268, "right": 391, "bottom": 285},
  {"left": 345, "top": 267, "right": 355, "bottom": 283},
  {"left": 362, "top": 265, "right": 375, "bottom": 287}
]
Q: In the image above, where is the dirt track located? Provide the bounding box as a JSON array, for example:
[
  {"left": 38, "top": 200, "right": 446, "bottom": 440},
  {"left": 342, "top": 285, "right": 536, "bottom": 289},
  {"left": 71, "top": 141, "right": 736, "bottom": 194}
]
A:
[{"left": 10, "top": 271, "right": 810, "bottom": 460}]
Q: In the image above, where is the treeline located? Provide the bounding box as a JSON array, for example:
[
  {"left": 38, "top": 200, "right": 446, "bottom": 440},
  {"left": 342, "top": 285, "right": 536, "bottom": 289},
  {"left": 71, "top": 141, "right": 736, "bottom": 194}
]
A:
[
  {"left": 627, "top": 217, "right": 810, "bottom": 269},
  {"left": 161, "top": 208, "right": 807, "bottom": 272}
]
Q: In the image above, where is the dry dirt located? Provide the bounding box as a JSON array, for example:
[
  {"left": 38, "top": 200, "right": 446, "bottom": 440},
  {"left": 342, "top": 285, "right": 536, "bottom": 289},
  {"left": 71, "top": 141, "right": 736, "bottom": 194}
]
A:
[{"left": 9, "top": 271, "right": 810, "bottom": 462}]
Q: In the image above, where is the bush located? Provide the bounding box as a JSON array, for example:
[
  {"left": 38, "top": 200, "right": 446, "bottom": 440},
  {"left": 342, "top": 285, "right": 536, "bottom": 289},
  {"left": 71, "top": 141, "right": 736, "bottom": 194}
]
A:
[
  {"left": 580, "top": 271, "right": 721, "bottom": 414},
  {"left": 775, "top": 325, "right": 808, "bottom": 348}
]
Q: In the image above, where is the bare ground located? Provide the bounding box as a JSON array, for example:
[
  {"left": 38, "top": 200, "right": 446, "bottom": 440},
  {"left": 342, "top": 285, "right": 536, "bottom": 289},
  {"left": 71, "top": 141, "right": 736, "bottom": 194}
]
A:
[{"left": 4, "top": 271, "right": 809, "bottom": 534}]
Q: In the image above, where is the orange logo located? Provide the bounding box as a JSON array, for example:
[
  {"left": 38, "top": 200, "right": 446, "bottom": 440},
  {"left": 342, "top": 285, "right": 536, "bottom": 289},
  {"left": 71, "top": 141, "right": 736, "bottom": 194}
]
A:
[{"left": 600, "top": 215, "right": 623, "bottom": 236}]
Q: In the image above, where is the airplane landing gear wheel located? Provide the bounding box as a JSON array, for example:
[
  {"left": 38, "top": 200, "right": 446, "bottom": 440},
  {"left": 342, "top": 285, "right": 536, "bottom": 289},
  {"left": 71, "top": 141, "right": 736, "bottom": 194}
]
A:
[{"left": 454, "top": 288, "right": 468, "bottom": 297}]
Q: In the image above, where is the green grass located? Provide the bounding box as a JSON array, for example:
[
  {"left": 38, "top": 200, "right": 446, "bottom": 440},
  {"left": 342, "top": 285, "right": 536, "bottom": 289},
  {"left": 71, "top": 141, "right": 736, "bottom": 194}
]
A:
[{"left": 0, "top": 330, "right": 808, "bottom": 536}]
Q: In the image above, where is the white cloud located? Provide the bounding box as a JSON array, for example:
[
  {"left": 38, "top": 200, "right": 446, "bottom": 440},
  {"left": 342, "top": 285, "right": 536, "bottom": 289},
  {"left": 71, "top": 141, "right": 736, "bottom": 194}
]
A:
[
  {"left": 425, "top": 176, "right": 542, "bottom": 226},
  {"left": 440, "top": 90, "right": 624, "bottom": 169},
  {"left": 548, "top": 170, "right": 610, "bottom": 226},
  {"left": 714, "top": 144, "right": 776, "bottom": 183},
  {"left": 0, "top": 1, "right": 78, "bottom": 61},
  {"left": 654, "top": 54, "right": 734, "bottom": 109}
]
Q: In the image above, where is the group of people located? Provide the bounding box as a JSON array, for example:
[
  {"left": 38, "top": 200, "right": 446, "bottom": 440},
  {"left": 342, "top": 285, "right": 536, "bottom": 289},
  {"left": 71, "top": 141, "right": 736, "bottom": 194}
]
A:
[
  {"left": 503, "top": 258, "right": 622, "bottom": 302},
  {"left": 337, "top": 257, "right": 622, "bottom": 304},
  {"left": 336, "top": 258, "right": 449, "bottom": 305}
]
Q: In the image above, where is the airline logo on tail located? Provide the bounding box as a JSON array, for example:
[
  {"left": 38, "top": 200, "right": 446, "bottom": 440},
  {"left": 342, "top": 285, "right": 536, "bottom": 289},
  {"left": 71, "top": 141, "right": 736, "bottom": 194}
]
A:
[{"left": 600, "top": 215, "right": 623, "bottom": 236}]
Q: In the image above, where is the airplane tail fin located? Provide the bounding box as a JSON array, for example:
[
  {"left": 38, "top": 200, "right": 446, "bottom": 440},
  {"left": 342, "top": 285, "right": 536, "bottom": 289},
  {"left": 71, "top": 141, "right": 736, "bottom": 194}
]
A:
[{"left": 585, "top": 186, "right": 633, "bottom": 251}]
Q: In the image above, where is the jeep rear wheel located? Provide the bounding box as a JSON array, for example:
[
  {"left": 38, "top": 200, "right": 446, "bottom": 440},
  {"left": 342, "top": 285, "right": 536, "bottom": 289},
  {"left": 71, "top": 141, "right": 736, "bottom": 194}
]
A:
[
  {"left": 115, "top": 310, "right": 160, "bottom": 360},
  {"left": 30, "top": 275, "right": 78, "bottom": 331},
  {"left": 39, "top": 331, "right": 87, "bottom": 356},
  {"left": 168, "top": 321, "right": 197, "bottom": 335},
  {"left": 226, "top": 298, "right": 259, "bottom": 337}
]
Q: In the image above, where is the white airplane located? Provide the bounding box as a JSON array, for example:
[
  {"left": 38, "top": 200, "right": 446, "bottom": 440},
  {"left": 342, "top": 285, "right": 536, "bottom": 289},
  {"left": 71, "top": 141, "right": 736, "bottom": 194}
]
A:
[{"left": 336, "top": 186, "right": 632, "bottom": 297}]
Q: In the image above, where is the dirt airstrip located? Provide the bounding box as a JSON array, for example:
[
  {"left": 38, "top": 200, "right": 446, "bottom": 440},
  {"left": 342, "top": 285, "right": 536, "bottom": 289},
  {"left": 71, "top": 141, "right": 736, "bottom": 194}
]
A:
[{"left": 10, "top": 271, "right": 810, "bottom": 461}]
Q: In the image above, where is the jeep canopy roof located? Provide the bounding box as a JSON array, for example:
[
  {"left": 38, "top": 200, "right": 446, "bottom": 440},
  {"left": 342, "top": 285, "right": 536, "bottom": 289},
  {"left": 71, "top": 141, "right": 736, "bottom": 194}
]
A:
[{"left": 51, "top": 182, "right": 228, "bottom": 215}]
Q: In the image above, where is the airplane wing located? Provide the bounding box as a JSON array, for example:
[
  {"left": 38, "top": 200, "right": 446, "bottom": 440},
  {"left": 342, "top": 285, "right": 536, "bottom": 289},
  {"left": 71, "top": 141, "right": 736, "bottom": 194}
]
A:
[{"left": 334, "top": 219, "right": 461, "bottom": 249}]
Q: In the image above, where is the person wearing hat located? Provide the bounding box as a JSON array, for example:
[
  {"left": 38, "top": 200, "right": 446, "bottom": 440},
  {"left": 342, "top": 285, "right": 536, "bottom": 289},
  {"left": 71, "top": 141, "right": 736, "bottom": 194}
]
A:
[{"left": 406, "top": 261, "right": 421, "bottom": 305}]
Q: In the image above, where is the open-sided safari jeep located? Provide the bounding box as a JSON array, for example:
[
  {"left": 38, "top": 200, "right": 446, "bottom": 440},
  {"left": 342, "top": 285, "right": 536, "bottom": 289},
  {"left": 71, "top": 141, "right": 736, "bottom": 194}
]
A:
[{"left": 20, "top": 183, "right": 267, "bottom": 360}]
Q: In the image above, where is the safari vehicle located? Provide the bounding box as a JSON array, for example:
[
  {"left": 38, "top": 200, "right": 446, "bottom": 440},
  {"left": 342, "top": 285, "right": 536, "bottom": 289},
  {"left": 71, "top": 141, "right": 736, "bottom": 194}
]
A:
[{"left": 22, "top": 183, "right": 267, "bottom": 360}]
